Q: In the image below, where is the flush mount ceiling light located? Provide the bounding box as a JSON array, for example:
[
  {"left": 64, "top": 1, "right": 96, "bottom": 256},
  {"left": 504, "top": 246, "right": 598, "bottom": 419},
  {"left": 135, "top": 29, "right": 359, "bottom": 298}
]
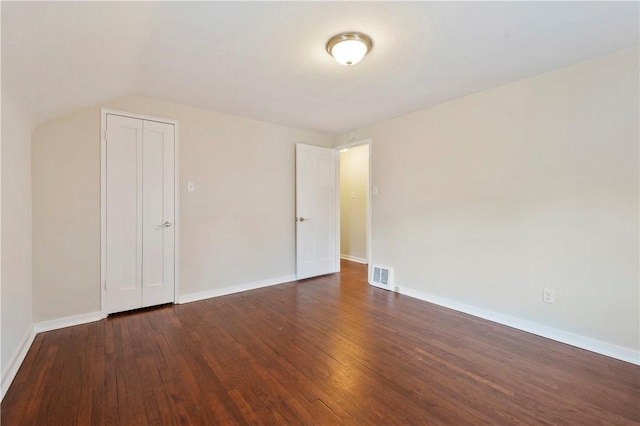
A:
[{"left": 326, "top": 32, "right": 373, "bottom": 66}]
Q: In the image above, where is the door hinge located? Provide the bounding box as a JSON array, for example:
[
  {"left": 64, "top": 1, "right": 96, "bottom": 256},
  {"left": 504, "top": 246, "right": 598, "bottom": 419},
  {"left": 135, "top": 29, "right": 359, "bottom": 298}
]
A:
[{"left": 104, "top": 130, "right": 108, "bottom": 141}]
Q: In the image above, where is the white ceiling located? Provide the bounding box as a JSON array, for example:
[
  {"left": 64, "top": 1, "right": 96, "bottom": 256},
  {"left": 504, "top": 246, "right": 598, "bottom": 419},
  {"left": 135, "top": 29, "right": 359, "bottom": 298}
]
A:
[{"left": 2, "top": 1, "right": 638, "bottom": 134}]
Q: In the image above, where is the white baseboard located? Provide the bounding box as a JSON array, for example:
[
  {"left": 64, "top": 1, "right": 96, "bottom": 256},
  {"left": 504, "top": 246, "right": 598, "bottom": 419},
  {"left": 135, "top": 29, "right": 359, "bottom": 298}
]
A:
[
  {"left": 397, "top": 285, "right": 639, "bottom": 365},
  {"left": 179, "top": 274, "right": 297, "bottom": 304},
  {"left": 340, "top": 255, "right": 368, "bottom": 264},
  {"left": 34, "top": 311, "right": 105, "bottom": 334},
  {"left": 1, "top": 325, "right": 36, "bottom": 401}
]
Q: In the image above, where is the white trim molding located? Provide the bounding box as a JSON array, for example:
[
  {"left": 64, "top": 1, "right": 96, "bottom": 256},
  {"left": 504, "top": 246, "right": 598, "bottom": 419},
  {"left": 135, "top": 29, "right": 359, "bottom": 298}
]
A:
[
  {"left": 397, "top": 285, "right": 639, "bottom": 365},
  {"left": 179, "top": 274, "right": 297, "bottom": 304},
  {"left": 340, "top": 255, "right": 368, "bottom": 264},
  {"left": 1, "top": 326, "right": 35, "bottom": 401},
  {"left": 34, "top": 311, "right": 104, "bottom": 334}
]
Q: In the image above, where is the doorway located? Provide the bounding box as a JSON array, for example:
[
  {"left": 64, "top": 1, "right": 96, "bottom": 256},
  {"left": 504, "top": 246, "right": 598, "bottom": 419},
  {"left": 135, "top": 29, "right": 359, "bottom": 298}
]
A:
[{"left": 337, "top": 140, "right": 371, "bottom": 272}]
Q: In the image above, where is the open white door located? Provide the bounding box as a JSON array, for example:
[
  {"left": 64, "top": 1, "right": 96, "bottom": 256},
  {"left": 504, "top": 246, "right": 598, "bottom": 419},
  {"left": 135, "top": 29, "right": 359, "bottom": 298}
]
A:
[{"left": 296, "top": 143, "right": 338, "bottom": 279}]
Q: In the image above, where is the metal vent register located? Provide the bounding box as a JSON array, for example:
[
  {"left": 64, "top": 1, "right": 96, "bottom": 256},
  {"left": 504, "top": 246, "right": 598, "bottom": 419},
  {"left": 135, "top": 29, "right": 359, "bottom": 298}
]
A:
[{"left": 371, "top": 265, "right": 394, "bottom": 291}]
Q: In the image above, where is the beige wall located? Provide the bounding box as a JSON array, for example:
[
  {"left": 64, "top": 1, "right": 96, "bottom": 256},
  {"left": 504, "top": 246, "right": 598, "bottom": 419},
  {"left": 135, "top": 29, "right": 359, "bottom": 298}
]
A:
[
  {"left": 32, "top": 95, "right": 334, "bottom": 322},
  {"left": 32, "top": 107, "right": 101, "bottom": 321},
  {"left": 340, "top": 48, "right": 639, "bottom": 352},
  {"left": 1, "top": 92, "right": 34, "bottom": 378},
  {"left": 340, "top": 145, "right": 368, "bottom": 261},
  {"left": 23, "top": 48, "right": 640, "bottom": 361}
]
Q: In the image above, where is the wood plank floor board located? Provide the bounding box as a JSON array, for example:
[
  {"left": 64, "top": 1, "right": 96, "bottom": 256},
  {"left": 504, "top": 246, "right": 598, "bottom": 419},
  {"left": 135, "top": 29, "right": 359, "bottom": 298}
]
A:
[{"left": 2, "top": 260, "right": 638, "bottom": 424}]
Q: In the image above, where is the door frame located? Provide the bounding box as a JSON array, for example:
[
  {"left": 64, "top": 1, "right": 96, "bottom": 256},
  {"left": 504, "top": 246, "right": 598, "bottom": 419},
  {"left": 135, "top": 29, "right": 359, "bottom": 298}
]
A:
[
  {"left": 335, "top": 138, "right": 372, "bottom": 279},
  {"left": 100, "top": 108, "right": 180, "bottom": 317}
]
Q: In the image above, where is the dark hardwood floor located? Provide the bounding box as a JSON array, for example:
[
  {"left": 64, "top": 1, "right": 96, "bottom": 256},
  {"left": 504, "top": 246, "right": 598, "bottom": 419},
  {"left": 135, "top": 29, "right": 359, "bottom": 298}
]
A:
[{"left": 2, "top": 260, "right": 639, "bottom": 425}]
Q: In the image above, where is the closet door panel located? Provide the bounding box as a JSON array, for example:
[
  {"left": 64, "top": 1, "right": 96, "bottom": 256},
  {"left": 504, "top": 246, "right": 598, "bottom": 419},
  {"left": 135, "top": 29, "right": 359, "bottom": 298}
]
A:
[
  {"left": 105, "top": 114, "right": 143, "bottom": 314},
  {"left": 142, "top": 120, "right": 175, "bottom": 307}
]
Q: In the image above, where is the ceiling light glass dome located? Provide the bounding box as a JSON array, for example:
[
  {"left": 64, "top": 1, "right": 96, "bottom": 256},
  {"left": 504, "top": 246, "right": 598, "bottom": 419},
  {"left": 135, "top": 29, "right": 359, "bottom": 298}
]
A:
[{"left": 326, "top": 33, "right": 373, "bottom": 66}]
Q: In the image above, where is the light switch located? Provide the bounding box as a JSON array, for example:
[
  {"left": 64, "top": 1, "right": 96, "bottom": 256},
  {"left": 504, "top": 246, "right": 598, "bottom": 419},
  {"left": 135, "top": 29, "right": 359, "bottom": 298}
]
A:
[
  {"left": 373, "top": 185, "right": 379, "bottom": 195},
  {"left": 351, "top": 191, "right": 356, "bottom": 199},
  {"left": 187, "top": 181, "right": 195, "bottom": 192}
]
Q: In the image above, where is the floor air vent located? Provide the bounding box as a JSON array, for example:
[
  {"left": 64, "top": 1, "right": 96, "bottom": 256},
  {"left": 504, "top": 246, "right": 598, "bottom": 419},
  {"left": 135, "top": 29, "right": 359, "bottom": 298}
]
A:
[{"left": 371, "top": 265, "right": 394, "bottom": 291}]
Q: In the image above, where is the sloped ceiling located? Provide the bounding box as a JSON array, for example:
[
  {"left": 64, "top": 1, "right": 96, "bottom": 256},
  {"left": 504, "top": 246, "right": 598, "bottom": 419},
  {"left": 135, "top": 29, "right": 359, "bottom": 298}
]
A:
[{"left": 2, "top": 1, "right": 638, "bottom": 133}]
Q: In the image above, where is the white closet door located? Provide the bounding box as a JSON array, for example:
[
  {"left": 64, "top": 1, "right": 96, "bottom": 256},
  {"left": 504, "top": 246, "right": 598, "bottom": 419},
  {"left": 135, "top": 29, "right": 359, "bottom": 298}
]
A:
[
  {"left": 106, "top": 115, "right": 144, "bottom": 313},
  {"left": 105, "top": 114, "right": 176, "bottom": 315},
  {"left": 142, "top": 120, "right": 175, "bottom": 307}
]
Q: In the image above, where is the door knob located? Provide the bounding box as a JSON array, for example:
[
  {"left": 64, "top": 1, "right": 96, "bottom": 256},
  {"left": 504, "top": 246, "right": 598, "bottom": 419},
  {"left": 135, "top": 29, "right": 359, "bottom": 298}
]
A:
[
  {"left": 157, "top": 221, "right": 172, "bottom": 229},
  {"left": 297, "top": 217, "right": 309, "bottom": 222}
]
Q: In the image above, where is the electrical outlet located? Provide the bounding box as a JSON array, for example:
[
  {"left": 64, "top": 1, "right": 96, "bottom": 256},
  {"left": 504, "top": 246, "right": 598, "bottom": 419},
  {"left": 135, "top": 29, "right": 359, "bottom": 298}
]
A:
[{"left": 543, "top": 288, "right": 556, "bottom": 304}]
